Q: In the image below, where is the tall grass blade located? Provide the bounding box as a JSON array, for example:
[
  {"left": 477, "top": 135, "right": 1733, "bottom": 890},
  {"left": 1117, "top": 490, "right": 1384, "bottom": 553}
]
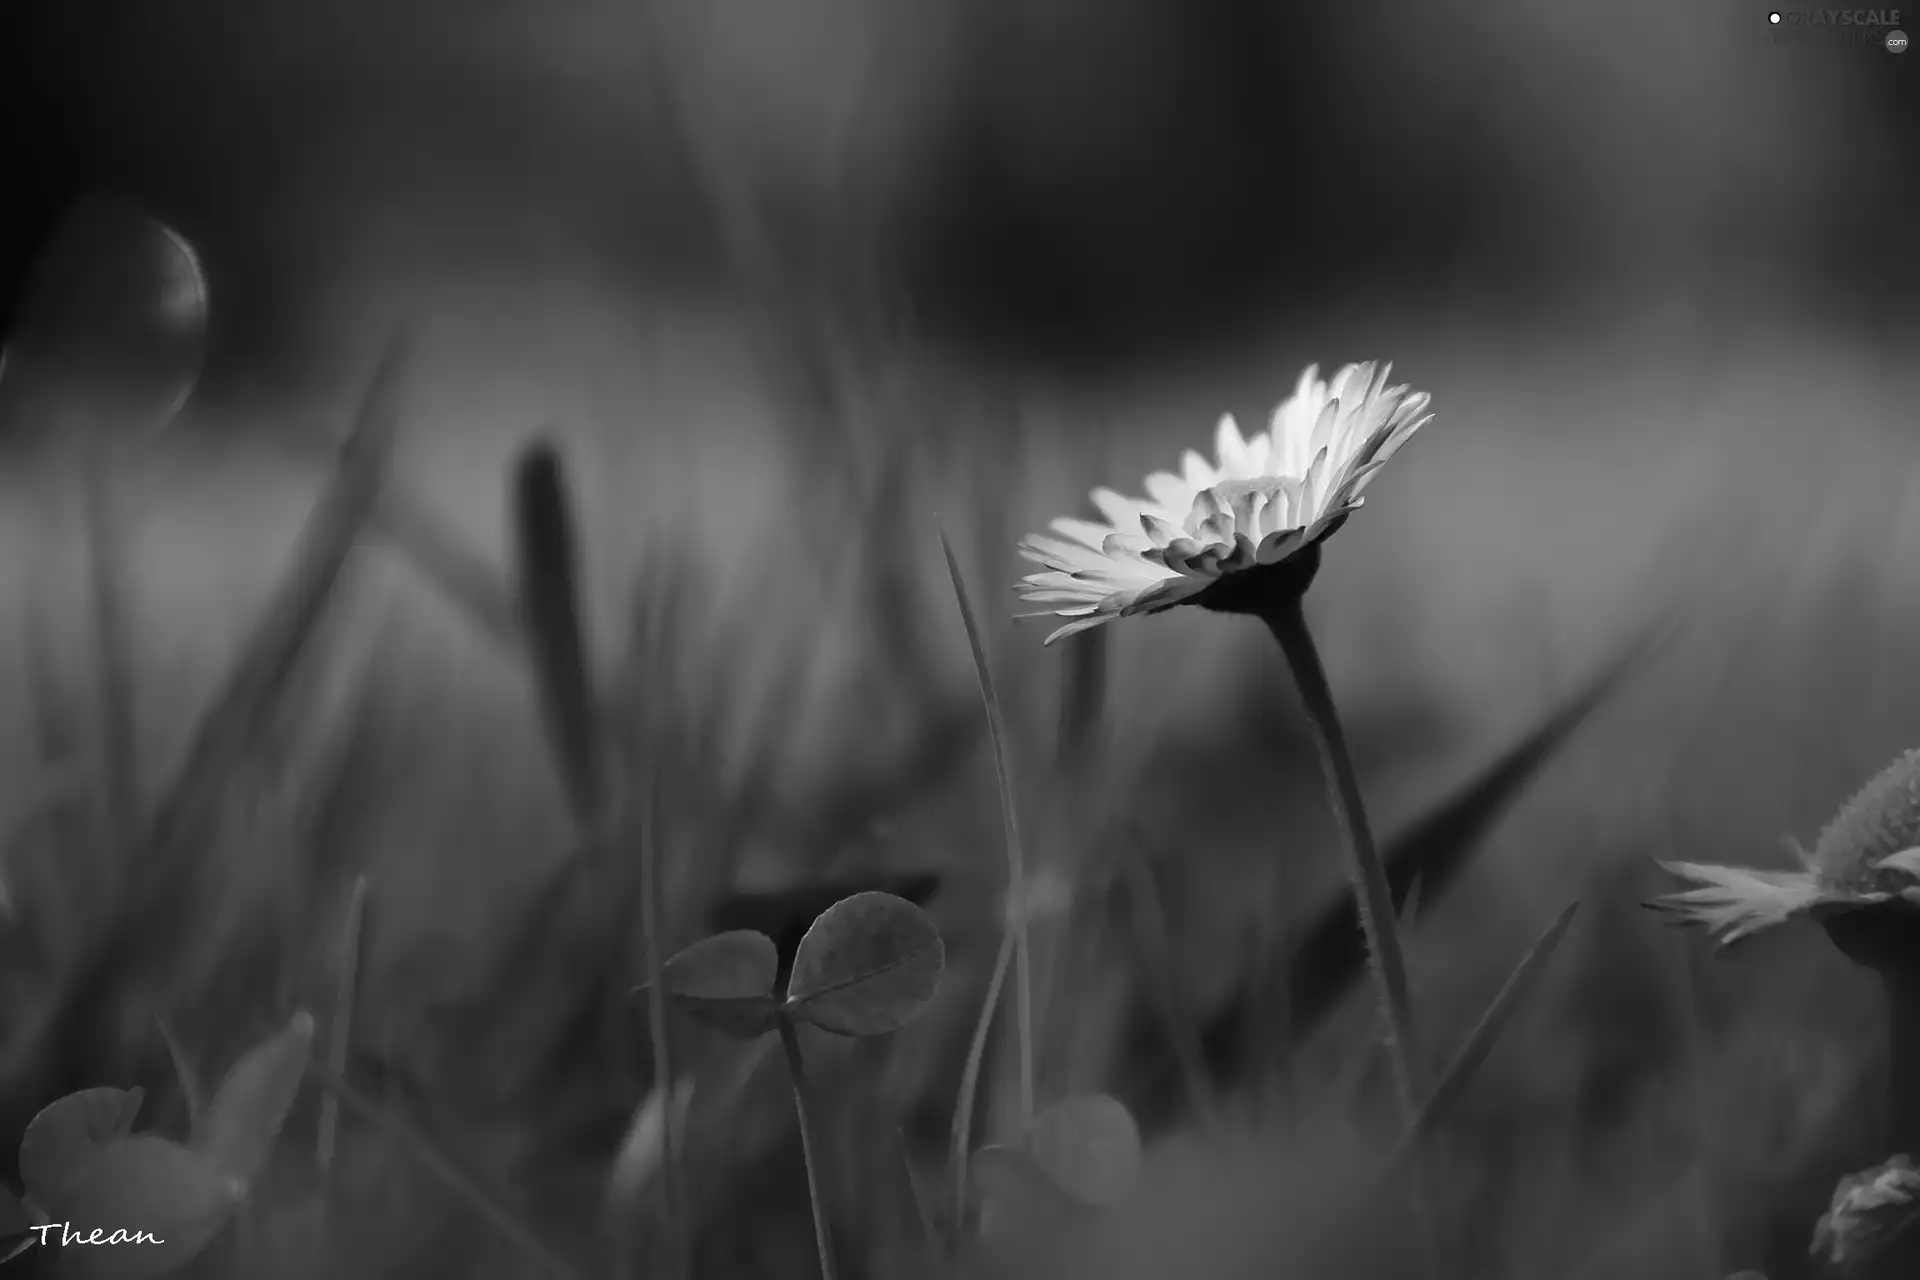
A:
[
  {"left": 155, "top": 1014, "right": 205, "bottom": 1127},
  {"left": 145, "top": 335, "right": 407, "bottom": 866},
  {"left": 950, "top": 925, "right": 1015, "bottom": 1237},
  {"left": 79, "top": 436, "right": 141, "bottom": 866},
  {"left": 1375, "top": 900, "right": 1581, "bottom": 1181},
  {"left": 306, "top": 1063, "right": 586, "bottom": 1280},
  {"left": 937, "top": 527, "right": 1034, "bottom": 1127},
  {"left": 373, "top": 483, "right": 521, "bottom": 655},
  {"left": 1300, "top": 902, "right": 1582, "bottom": 1278},
  {"left": 635, "top": 775, "right": 685, "bottom": 1280},
  {"left": 1117, "top": 845, "right": 1218, "bottom": 1128},
  {"left": 512, "top": 439, "right": 604, "bottom": 841},
  {"left": 317, "top": 874, "right": 369, "bottom": 1180},
  {"left": 51, "top": 336, "right": 406, "bottom": 1069}
]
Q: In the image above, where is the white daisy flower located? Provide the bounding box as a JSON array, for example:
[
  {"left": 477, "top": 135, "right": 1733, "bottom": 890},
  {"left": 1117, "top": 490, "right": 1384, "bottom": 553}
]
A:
[
  {"left": 1014, "top": 361, "right": 1434, "bottom": 644},
  {"left": 1653, "top": 749, "right": 1920, "bottom": 946}
]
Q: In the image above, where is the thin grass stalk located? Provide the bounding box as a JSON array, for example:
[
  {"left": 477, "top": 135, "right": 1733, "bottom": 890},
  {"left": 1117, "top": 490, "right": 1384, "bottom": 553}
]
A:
[
  {"left": 949, "top": 925, "right": 1015, "bottom": 1236},
  {"left": 1117, "top": 844, "right": 1218, "bottom": 1129},
  {"left": 317, "top": 874, "right": 369, "bottom": 1182},
  {"left": 896, "top": 1125, "right": 937, "bottom": 1249},
  {"left": 144, "top": 333, "right": 406, "bottom": 865},
  {"left": 1371, "top": 901, "right": 1580, "bottom": 1184},
  {"left": 636, "top": 770, "right": 684, "bottom": 1279},
  {"left": 307, "top": 1063, "right": 585, "bottom": 1280},
  {"left": 937, "top": 528, "right": 1035, "bottom": 1128}
]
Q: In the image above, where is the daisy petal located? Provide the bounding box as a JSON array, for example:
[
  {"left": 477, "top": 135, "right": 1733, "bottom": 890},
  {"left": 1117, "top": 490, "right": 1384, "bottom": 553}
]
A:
[{"left": 1649, "top": 860, "right": 1827, "bottom": 945}]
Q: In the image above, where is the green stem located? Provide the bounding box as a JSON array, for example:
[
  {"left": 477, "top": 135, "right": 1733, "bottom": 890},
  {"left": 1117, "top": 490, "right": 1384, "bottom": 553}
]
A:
[
  {"left": 777, "top": 1016, "right": 840, "bottom": 1280},
  {"left": 1264, "top": 596, "right": 1427, "bottom": 1109},
  {"left": 1264, "top": 594, "right": 1445, "bottom": 1276}
]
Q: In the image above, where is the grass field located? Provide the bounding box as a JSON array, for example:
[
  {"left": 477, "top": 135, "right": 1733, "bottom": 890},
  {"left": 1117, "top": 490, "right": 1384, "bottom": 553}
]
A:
[{"left": 0, "top": 259, "right": 1915, "bottom": 1279}]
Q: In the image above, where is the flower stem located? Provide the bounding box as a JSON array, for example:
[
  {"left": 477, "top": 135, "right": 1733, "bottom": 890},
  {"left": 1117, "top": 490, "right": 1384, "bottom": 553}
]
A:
[
  {"left": 1264, "top": 596, "right": 1427, "bottom": 1108},
  {"left": 777, "top": 1015, "right": 840, "bottom": 1280},
  {"left": 1883, "top": 973, "right": 1920, "bottom": 1157},
  {"left": 1264, "top": 594, "right": 1445, "bottom": 1273}
]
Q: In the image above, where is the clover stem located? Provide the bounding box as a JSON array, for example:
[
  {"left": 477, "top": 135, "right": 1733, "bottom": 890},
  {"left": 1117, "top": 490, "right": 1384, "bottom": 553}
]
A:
[
  {"left": 777, "top": 1014, "right": 840, "bottom": 1280},
  {"left": 1263, "top": 592, "right": 1446, "bottom": 1276}
]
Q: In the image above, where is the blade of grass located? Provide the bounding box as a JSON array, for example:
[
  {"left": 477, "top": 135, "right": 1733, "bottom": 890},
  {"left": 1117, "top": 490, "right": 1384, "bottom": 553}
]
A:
[
  {"left": 1371, "top": 900, "right": 1581, "bottom": 1185},
  {"left": 52, "top": 334, "right": 406, "bottom": 1074},
  {"left": 512, "top": 439, "right": 605, "bottom": 841},
  {"left": 145, "top": 333, "right": 408, "bottom": 867},
  {"left": 155, "top": 1014, "right": 205, "bottom": 1128},
  {"left": 937, "top": 527, "right": 1033, "bottom": 1126},
  {"left": 896, "top": 1125, "right": 937, "bottom": 1250},
  {"left": 635, "top": 772, "right": 684, "bottom": 1280},
  {"left": 949, "top": 924, "right": 1015, "bottom": 1237},
  {"left": 274, "top": 421, "right": 522, "bottom": 656},
  {"left": 307, "top": 1062, "right": 586, "bottom": 1280},
  {"left": 317, "top": 874, "right": 369, "bottom": 1181},
  {"left": 79, "top": 433, "right": 140, "bottom": 867},
  {"left": 1117, "top": 842, "right": 1218, "bottom": 1129}
]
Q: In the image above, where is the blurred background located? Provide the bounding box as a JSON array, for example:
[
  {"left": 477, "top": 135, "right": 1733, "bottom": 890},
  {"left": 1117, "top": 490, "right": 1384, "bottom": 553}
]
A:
[{"left": 1, "top": 0, "right": 1918, "bottom": 1278}]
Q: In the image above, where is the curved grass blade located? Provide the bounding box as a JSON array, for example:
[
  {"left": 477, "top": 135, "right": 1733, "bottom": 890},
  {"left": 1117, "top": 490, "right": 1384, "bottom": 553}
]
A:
[
  {"left": 1298, "top": 902, "right": 1582, "bottom": 1276},
  {"left": 145, "top": 334, "right": 407, "bottom": 867},
  {"left": 154, "top": 1015, "right": 204, "bottom": 1128},
  {"left": 513, "top": 439, "right": 604, "bottom": 840},
  {"left": 305, "top": 1062, "right": 584, "bottom": 1280},
  {"left": 80, "top": 435, "right": 140, "bottom": 865},
  {"left": 317, "top": 875, "right": 370, "bottom": 1179},
  {"left": 51, "top": 335, "right": 406, "bottom": 1072},
  {"left": 1375, "top": 901, "right": 1580, "bottom": 1178},
  {"left": 369, "top": 478, "right": 520, "bottom": 654},
  {"left": 936, "top": 526, "right": 1034, "bottom": 1125}
]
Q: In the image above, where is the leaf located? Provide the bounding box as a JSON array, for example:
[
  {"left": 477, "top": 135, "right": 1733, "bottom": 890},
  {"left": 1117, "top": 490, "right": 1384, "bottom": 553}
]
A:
[
  {"left": 1371, "top": 903, "right": 1581, "bottom": 1185},
  {"left": 512, "top": 440, "right": 604, "bottom": 838},
  {"left": 37, "top": 1135, "right": 238, "bottom": 1280},
  {"left": 707, "top": 872, "right": 944, "bottom": 982},
  {"left": 656, "top": 930, "right": 781, "bottom": 1038},
  {"left": 196, "top": 1011, "right": 316, "bottom": 1189},
  {"left": 19, "top": 1088, "right": 147, "bottom": 1204},
  {"left": 1023, "top": 1093, "right": 1141, "bottom": 1207},
  {"left": 784, "top": 891, "right": 944, "bottom": 1037}
]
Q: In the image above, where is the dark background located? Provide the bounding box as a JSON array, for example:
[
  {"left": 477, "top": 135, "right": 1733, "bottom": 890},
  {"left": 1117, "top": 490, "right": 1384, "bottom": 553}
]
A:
[{"left": 5, "top": 0, "right": 1915, "bottom": 388}]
